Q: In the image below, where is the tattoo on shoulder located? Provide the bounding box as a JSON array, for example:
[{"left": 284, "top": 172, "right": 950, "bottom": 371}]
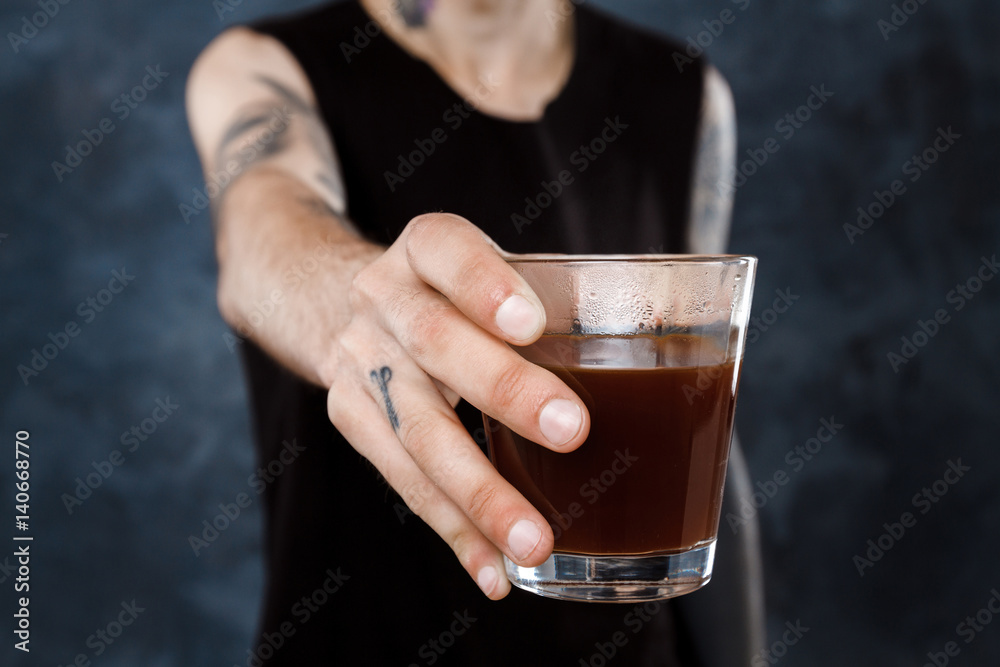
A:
[
  {"left": 211, "top": 100, "right": 295, "bottom": 204},
  {"left": 211, "top": 72, "right": 318, "bottom": 170},
  {"left": 371, "top": 366, "right": 400, "bottom": 432},
  {"left": 208, "top": 73, "right": 346, "bottom": 222},
  {"left": 255, "top": 75, "right": 346, "bottom": 209},
  {"left": 253, "top": 74, "right": 317, "bottom": 116}
]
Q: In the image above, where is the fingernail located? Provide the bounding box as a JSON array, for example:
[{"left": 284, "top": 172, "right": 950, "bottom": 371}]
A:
[
  {"left": 477, "top": 565, "right": 499, "bottom": 597},
  {"left": 495, "top": 295, "right": 542, "bottom": 341},
  {"left": 539, "top": 399, "right": 583, "bottom": 447},
  {"left": 507, "top": 519, "right": 542, "bottom": 562}
]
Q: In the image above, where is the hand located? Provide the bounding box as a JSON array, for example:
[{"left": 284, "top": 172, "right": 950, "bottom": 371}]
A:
[{"left": 323, "top": 213, "right": 590, "bottom": 599}]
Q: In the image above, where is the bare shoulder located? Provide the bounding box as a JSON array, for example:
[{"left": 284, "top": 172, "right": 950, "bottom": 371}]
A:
[
  {"left": 188, "top": 26, "right": 304, "bottom": 87},
  {"left": 185, "top": 26, "right": 346, "bottom": 215},
  {"left": 186, "top": 27, "right": 312, "bottom": 149}
]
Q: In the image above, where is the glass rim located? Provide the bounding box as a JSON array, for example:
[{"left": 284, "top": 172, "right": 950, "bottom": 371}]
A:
[{"left": 503, "top": 253, "right": 756, "bottom": 265}]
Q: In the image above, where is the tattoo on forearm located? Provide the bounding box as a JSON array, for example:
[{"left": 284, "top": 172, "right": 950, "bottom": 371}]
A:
[{"left": 371, "top": 366, "right": 400, "bottom": 431}]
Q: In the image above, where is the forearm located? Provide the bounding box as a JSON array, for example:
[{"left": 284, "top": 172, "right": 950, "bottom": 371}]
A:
[{"left": 215, "top": 166, "right": 383, "bottom": 387}]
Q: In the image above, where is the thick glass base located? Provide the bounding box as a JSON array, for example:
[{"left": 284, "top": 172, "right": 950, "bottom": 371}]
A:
[{"left": 505, "top": 541, "right": 715, "bottom": 603}]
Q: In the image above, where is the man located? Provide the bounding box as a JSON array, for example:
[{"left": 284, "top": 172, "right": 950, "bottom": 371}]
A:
[{"left": 187, "top": 0, "right": 762, "bottom": 663}]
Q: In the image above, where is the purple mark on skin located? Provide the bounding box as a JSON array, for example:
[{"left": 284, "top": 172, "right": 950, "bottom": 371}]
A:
[{"left": 399, "top": 0, "right": 435, "bottom": 27}]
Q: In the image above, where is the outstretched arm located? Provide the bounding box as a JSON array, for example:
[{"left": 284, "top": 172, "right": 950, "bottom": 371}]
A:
[
  {"left": 186, "top": 27, "right": 591, "bottom": 600},
  {"left": 186, "top": 27, "right": 377, "bottom": 385}
]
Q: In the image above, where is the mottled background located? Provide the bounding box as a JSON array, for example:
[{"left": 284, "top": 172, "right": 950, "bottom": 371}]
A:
[{"left": 1, "top": 0, "right": 998, "bottom": 665}]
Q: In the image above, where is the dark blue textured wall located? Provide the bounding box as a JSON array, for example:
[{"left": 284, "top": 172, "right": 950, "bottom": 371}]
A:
[{"left": 1, "top": 1, "right": 997, "bottom": 665}]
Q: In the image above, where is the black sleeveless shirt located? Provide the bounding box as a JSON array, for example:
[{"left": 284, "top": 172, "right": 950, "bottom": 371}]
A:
[{"left": 242, "top": 2, "right": 705, "bottom": 664}]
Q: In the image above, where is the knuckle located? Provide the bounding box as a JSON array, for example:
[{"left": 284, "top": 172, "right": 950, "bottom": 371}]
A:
[
  {"left": 404, "top": 213, "right": 466, "bottom": 263},
  {"left": 336, "top": 319, "right": 368, "bottom": 359},
  {"left": 324, "top": 345, "right": 359, "bottom": 421},
  {"left": 452, "top": 255, "right": 504, "bottom": 303},
  {"left": 403, "top": 300, "right": 453, "bottom": 360},
  {"left": 398, "top": 478, "right": 436, "bottom": 516},
  {"left": 488, "top": 360, "right": 532, "bottom": 413},
  {"left": 404, "top": 214, "right": 444, "bottom": 257},
  {"left": 464, "top": 478, "right": 502, "bottom": 525},
  {"left": 325, "top": 380, "right": 348, "bottom": 422},
  {"left": 349, "top": 264, "right": 377, "bottom": 309},
  {"left": 446, "top": 527, "right": 481, "bottom": 569},
  {"left": 397, "top": 409, "right": 445, "bottom": 469}
]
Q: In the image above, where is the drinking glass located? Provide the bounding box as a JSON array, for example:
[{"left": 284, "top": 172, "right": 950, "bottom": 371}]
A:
[{"left": 484, "top": 254, "right": 757, "bottom": 602}]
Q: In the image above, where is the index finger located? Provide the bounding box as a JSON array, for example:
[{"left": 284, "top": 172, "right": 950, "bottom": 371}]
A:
[{"left": 403, "top": 213, "right": 546, "bottom": 345}]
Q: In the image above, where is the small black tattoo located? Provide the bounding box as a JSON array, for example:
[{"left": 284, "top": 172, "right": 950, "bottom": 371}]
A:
[
  {"left": 371, "top": 366, "right": 400, "bottom": 431},
  {"left": 398, "top": 0, "right": 434, "bottom": 27}
]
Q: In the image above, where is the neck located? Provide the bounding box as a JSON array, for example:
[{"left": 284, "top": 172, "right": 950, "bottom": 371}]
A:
[{"left": 360, "top": 0, "right": 575, "bottom": 120}]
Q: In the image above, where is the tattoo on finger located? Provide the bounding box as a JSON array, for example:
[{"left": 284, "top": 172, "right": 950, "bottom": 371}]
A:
[{"left": 371, "top": 366, "right": 400, "bottom": 431}]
